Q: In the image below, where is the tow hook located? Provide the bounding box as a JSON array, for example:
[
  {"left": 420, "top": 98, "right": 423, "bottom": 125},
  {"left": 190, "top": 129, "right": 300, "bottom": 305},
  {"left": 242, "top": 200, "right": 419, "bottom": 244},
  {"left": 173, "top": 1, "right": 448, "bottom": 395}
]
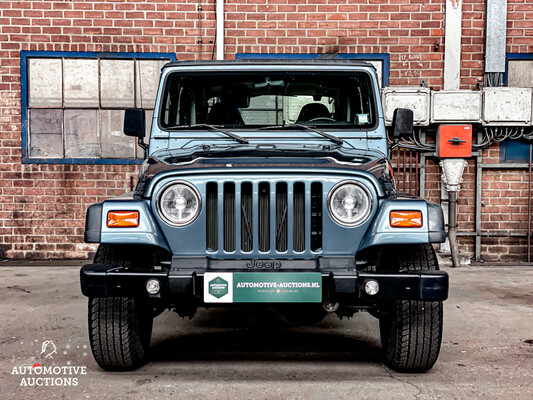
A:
[{"left": 323, "top": 301, "right": 340, "bottom": 313}]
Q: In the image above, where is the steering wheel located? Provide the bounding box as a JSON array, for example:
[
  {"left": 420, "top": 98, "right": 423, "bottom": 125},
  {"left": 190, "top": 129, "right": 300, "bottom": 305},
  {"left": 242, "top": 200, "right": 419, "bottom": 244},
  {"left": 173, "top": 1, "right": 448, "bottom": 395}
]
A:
[{"left": 308, "top": 117, "right": 336, "bottom": 123}]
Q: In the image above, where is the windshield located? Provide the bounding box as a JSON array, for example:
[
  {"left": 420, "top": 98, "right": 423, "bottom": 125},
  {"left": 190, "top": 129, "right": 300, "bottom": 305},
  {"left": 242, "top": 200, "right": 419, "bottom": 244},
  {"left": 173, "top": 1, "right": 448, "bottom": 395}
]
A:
[{"left": 160, "top": 71, "right": 376, "bottom": 129}]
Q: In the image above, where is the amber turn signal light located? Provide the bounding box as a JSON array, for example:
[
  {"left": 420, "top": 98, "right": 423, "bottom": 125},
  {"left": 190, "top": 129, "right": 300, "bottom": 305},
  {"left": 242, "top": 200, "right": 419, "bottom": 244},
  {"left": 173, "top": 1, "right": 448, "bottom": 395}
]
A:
[
  {"left": 107, "top": 211, "right": 139, "bottom": 228},
  {"left": 390, "top": 211, "right": 422, "bottom": 228}
]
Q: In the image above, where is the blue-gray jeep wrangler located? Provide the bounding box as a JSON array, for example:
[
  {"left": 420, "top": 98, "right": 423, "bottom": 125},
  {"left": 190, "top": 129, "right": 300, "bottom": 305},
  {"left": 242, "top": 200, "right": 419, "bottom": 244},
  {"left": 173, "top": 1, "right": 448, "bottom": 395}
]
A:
[{"left": 81, "top": 60, "right": 448, "bottom": 372}]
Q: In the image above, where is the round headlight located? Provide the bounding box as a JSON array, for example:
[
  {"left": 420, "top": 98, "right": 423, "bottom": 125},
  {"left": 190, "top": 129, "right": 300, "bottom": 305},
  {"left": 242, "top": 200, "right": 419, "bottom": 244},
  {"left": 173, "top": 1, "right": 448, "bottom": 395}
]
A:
[
  {"left": 157, "top": 182, "right": 201, "bottom": 226},
  {"left": 328, "top": 181, "right": 372, "bottom": 227}
]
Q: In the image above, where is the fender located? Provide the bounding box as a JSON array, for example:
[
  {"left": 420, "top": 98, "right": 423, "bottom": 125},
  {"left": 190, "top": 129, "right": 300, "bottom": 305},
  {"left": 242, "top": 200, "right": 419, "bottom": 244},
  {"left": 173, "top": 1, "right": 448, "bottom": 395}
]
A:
[
  {"left": 358, "top": 198, "right": 445, "bottom": 251},
  {"left": 84, "top": 199, "right": 170, "bottom": 252}
]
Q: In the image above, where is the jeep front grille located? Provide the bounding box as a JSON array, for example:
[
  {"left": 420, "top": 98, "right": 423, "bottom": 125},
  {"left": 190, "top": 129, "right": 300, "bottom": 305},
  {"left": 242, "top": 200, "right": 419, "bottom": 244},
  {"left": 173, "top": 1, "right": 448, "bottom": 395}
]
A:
[
  {"left": 241, "top": 182, "right": 253, "bottom": 252},
  {"left": 206, "top": 182, "right": 218, "bottom": 251},
  {"left": 205, "top": 181, "right": 322, "bottom": 255}
]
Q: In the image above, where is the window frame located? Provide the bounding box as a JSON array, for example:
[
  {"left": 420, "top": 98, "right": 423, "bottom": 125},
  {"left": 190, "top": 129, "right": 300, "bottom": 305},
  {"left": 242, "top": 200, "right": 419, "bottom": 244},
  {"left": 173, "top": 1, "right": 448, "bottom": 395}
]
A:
[
  {"left": 500, "top": 140, "right": 532, "bottom": 164},
  {"left": 504, "top": 52, "right": 533, "bottom": 87},
  {"left": 235, "top": 53, "right": 390, "bottom": 88},
  {"left": 158, "top": 70, "right": 379, "bottom": 130},
  {"left": 499, "top": 53, "right": 533, "bottom": 163},
  {"left": 20, "top": 51, "right": 176, "bottom": 165}
]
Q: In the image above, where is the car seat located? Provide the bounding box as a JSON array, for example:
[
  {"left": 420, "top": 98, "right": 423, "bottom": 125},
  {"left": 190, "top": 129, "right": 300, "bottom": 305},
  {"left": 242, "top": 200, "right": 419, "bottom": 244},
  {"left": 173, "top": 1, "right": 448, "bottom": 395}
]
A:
[
  {"left": 296, "top": 103, "right": 331, "bottom": 122},
  {"left": 205, "top": 103, "right": 244, "bottom": 125}
]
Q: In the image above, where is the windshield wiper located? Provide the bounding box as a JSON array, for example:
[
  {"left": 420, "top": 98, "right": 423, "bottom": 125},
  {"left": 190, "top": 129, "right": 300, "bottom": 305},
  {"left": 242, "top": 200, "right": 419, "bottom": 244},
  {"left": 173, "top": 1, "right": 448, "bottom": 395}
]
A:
[
  {"left": 259, "top": 123, "right": 344, "bottom": 145},
  {"left": 166, "top": 124, "right": 249, "bottom": 144}
]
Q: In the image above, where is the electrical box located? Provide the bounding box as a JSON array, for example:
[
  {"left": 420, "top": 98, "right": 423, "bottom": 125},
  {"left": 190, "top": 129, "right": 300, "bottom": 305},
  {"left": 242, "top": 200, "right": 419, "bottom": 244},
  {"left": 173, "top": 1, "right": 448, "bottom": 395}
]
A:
[
  {"left": 431, "top": 91, "right": 482, "bottom": 123},
  {"left": 382, "top": 87, "right": 430, "bottom": 126},
  {"left": 437, "top": 125, "right": 473, "bottom": 158},
  {"left": 483, "top": 87, "right": 532, "bottom": 126}
]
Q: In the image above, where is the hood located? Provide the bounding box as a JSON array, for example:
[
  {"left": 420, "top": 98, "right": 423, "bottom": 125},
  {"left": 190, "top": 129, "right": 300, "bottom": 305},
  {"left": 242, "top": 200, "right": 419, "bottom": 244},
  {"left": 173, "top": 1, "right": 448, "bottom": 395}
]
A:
[{"left": 134, "top": 145, "right": 394, "bottom": 198}]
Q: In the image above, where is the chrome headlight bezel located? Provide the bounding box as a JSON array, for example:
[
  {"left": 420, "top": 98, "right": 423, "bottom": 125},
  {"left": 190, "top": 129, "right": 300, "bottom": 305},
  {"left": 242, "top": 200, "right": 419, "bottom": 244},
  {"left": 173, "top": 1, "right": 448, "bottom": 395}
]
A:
[
  {"left": 327, "top": 180, "right": 373, "bottom": 227},
  {"left": 156, "top": 181, "right": 201, "bottom": 227}
]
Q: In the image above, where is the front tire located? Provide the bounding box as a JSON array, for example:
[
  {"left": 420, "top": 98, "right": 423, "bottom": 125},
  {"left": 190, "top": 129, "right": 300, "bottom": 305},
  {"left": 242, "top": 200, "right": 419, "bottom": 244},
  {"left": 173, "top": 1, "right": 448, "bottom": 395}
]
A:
[
  {"left": 378, "top": 244, "right": 444, "bottom": 372},
  {"left": 89, "top": 297, "right": 152, "bottom": 371},
  {"left": 88, "top": 244, "right": 153, "bottom": 371}
]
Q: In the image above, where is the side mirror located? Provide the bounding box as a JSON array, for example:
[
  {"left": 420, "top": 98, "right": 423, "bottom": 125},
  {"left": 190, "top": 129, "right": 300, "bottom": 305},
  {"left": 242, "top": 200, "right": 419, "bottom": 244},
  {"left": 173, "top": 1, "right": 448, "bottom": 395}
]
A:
[
  {"left": 124, "top": 108, "right": 145, "bottom": 138},
  {"left": 392, "top": 108, "right": 414, "bottom": 138}
]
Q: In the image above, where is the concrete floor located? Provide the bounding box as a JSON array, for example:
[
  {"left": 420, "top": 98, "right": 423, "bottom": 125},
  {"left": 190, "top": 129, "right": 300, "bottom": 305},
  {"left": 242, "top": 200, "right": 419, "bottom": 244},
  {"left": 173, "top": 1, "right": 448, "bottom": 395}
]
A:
[{"left": 0, "top": 264, "right": 532, "bottom": 400}]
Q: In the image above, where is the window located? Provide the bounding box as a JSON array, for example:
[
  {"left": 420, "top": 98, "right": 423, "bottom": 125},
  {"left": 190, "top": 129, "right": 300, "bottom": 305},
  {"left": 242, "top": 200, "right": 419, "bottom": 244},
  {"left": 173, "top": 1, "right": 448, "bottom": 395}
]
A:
[
  {"left": 500, "top": 140, "right": 532, "bottom": 163},
  {"left": 21, "top": 51, "right": 176, "bottom": 164},
  {"left": 160, "top": 71, "right": 376, "bottom": 129},
  {"left": 500, "top": 53, "right": 533, "bottom": 162},
  {"left": 505, "top": 53, "right": 533, "bottom": 87}
]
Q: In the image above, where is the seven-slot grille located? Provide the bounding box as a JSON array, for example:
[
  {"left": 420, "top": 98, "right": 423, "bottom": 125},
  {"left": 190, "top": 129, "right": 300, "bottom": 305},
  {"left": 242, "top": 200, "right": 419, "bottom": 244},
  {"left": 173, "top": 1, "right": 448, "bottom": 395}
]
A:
[{"left": 206, "top": 181, "right": 322, "bottom": 255}]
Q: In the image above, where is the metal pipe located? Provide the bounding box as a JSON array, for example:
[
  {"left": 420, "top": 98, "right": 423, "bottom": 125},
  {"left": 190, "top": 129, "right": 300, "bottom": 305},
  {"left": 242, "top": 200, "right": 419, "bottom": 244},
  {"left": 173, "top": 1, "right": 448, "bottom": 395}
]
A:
[
  {"left": 527, "top": 144, "right": 533, "bottom": 262},
  {"left": 215, "top": 0, "right": 224, "bottom": 60},
  {"left": 402, "top": 148, "right": 406, "bottom": 192},
  {"left": 419, "top": 132, "right": 426, "bottom": 198},
  {"left": 448, "top": 190, "right": 460, "bottom": 267},
  {"left": 396, "top": 148, "right": 400, "bottom": 191},
  {"left": 415, "top": 152, "right": 419, "bottom": 196},
  {"left": 198, "top": 0, "right": 203, "bottom": 59},
  {"left": 484, "top": 0, "right": 508, "bottom": 84},
  {"left": 475, "top": 131, "right": 482, "bottom": 261},
  {"left": 420, "top": 154, "right": 426, "bottom": 198},
  {"left": 458, "top": 230, "right": 530, "bottom": 237},
  {"left": 409, "top": 150, "right": 414, "bottom": 194}
]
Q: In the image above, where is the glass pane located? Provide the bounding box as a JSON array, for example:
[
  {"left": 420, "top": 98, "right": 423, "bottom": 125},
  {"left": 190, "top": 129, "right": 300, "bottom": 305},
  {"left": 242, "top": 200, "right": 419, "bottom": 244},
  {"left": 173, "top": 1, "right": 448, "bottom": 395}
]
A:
[
  {"left": 136, "top": 60, "right": 168, "bottom": 109},
  {"left": 63, "top": 59, "right": 99, "bottom": 107},
  {"left": 100, "top": 59, "right": 135, "bottom": 108},
  {"left": 100, "top": 109, "right": 135, "bottom": 158},
  {"left": 160, "top": 71, "right": 375, "bottom": 128},
  {"left": 64, "top": 109, "right": 99, "bottom": 158},
  {"left": 28, "top": 58, "right": 63, "bottom": 107},
  {"left": 29, "top": 109, "right": 63, "bottom": 158},
  {"left": 508, "top": 60, "right": 533, "bottom": 87}
]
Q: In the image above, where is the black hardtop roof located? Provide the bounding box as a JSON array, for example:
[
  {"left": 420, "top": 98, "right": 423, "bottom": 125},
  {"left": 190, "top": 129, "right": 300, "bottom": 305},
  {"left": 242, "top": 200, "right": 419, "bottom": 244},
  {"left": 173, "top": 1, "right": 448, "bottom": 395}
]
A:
[{"left": 163, "top": 59, "right": 376, "bottom": 70}]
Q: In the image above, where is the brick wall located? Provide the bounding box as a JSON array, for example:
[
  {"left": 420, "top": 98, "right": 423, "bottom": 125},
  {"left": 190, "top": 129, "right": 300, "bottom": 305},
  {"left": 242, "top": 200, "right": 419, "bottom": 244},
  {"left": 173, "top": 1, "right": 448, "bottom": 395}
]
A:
[
  {"left": 227, "top": 0, "right": 447, "bottom": 88},
  {"left": 477, "top": 145, "right": 531, "bottom": 261},
  {"left": 0, "top": 0, "right": 531, "bottom": 260},
  {"left": 422, "top": 142, "right": 532, "bottom": 262},
  {"left": 507, "top": 0, "right": 533, "bottom": 54},
  {"left": 461, "top": 0, "right": 485, "bottom": 89}
]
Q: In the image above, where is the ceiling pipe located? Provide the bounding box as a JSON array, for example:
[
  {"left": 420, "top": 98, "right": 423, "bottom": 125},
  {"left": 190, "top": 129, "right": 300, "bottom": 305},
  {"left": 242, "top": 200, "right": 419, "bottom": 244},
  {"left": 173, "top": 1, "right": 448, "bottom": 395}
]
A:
[{"left": 216, "top": 0, "right": 224, "bottom": 60}]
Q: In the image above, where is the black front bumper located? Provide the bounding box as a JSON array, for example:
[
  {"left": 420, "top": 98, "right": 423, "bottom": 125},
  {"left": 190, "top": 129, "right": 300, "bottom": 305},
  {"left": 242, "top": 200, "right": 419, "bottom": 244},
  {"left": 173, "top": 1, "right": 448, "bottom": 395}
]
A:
[{"left": 80, "top": 263, "right": 448, "bottom": 302}]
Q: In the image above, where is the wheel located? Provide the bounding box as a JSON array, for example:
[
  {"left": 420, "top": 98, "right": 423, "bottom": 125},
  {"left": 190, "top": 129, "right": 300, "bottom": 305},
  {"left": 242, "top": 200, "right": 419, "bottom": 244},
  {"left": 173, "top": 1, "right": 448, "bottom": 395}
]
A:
[
  {"left": 378, "top": 244, "right": 444, "bottom": 372},
  {"left": 88, "top": 244, "right": 154, "bottom": 371}
]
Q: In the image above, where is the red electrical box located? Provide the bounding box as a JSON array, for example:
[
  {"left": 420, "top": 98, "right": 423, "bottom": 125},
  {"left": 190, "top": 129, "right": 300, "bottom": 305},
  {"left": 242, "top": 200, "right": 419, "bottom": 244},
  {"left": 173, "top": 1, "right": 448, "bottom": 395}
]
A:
[{"left": 437, "top": 125, "right": 472, "bottom": 158}]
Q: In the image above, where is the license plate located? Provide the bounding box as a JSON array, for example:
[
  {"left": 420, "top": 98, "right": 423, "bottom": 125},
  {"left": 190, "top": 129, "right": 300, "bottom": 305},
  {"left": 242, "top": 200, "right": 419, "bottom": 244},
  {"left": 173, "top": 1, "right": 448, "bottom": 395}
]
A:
[{"left": 203, "top": 272, "right": 322, "bottom": 303}]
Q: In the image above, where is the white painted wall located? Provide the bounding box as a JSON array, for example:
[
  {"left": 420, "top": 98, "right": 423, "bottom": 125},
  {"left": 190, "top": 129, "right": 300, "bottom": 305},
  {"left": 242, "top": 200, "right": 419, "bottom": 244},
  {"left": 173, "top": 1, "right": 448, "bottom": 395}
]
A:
[{"left": 443, "top": 0, "right": 463, "bottom": 90}]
